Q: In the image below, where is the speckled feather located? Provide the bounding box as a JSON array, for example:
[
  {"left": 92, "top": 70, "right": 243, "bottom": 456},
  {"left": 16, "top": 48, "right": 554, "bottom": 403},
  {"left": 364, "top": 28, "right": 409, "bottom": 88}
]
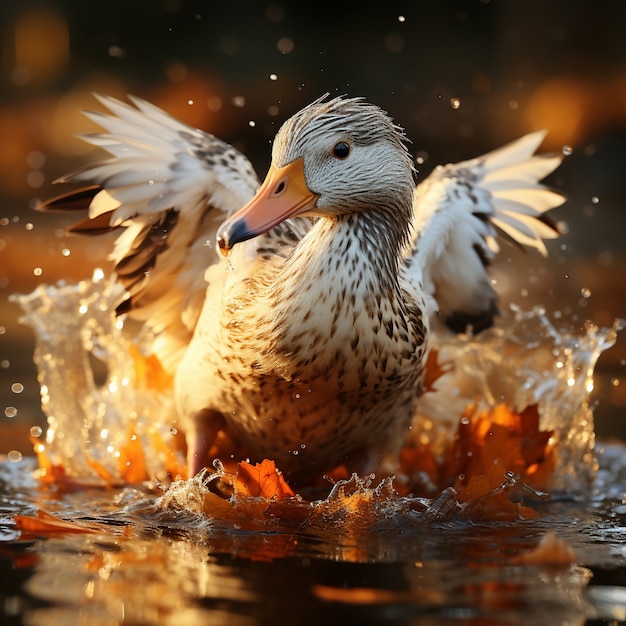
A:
[{"left": 41, "top": 94, "right": 565, "bottom": 479}]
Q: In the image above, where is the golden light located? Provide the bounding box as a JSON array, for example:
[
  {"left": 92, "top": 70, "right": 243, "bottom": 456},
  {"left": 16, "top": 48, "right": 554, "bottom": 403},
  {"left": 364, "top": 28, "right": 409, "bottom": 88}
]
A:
[
  {"left": 525, "top": 75, "right": 587, "bottom": 148},
  {"left": 12, "top": 6, "right": 69, "bottom": 85}
]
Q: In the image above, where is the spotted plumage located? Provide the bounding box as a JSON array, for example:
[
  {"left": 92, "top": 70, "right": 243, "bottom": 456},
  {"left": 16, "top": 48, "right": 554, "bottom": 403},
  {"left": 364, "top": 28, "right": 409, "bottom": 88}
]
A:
[{"left": 40, "top": 94, "right": 564, "bottom": 479}]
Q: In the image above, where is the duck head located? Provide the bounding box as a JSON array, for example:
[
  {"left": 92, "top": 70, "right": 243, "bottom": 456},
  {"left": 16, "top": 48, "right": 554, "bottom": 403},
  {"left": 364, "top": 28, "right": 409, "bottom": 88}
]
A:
[{"left": 217, "top": 95, "right": 416, "bottom": 256}]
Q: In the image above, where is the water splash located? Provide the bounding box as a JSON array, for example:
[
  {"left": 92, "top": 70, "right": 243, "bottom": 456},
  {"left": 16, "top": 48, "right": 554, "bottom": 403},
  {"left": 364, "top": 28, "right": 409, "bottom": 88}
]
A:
[
  {"left": 10, "top": 272, "right": 182, "bottom": 484},
  {"left": 10, "top": 274, "right": 620, "bottom": 494},
  {"left": 416, "top": 305, "right": 621, "bottom": 493}
]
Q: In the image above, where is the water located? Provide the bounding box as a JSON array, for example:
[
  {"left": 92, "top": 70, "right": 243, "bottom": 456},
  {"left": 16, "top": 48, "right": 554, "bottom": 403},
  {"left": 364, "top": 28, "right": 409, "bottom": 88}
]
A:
[
  {"left": 1, "top": 447, "right": 626, "bottom": 625},
  {"left": 2, "top": 275, "right": 625, "bottom": 624}
]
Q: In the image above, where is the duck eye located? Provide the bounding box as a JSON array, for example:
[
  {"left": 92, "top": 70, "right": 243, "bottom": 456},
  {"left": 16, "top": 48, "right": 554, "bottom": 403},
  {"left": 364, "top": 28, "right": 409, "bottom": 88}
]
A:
[{"left": 331, "top": 141, "right": 351, "bottom": 160}]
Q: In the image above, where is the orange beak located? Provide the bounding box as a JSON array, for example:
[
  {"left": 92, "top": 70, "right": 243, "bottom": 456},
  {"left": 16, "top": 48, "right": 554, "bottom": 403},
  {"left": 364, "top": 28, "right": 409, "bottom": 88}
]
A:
[{"left": 217, "top": 157, "right": 318, "bottom": 256}]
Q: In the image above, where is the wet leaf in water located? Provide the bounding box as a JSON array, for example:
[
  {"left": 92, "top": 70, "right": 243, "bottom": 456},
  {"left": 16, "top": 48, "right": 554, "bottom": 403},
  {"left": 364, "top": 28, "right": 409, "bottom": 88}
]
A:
[
  {"left": 512, "top": 531, "right": 577, "bottom": 571},
  {"left": 14, "top": 510, "right": 106, "bottom": 536},
  {"left": 234, "top": 459, "right": 295, "bottom": 499}
]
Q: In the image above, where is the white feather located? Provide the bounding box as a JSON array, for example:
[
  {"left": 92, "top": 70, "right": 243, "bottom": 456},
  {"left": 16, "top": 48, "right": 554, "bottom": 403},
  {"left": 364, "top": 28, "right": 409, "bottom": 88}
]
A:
[
  {"left": 406, "top": 130, "right": 565, "bottom": 330},
  {"left": 56, "top": 95, "right": 259, "bottom": 372}
]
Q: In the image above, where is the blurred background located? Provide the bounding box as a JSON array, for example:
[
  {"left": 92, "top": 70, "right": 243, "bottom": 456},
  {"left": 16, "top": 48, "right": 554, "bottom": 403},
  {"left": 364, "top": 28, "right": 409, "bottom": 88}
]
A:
[{"left": 0, "top": 0, "right": 625, "bottom": 456}]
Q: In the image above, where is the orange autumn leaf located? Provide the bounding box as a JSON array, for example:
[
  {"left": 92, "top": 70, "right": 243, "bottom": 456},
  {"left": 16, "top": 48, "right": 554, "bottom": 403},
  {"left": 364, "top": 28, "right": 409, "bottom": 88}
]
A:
[
  {"left": 398, "top": 440, "right": 440, "bottom": 496},
  {"left": 129, "top": 345, "right": 173, "bottom": 390},
  {"left": 147, "top": 428, "right": 187, "bottom": 480},
  {"left": 30, "top": 436, "right": 67, "bottom": 485},
  {"left": 443, "top": 403, "right": 555, "bottom": 499},
  {"left": 513, "top": 531, "right": 577, "bottom": 570},
  {"left": 459, "top": 465, "right": 538, "bottom": 520},
  {"left": 14, "top": 510, "right": 101, "bottom": 535},
  {"left": 422, "top": 348, "right": 449, "bottom": 392},
  {"left": 117, "top": 428, "right": 149, "bottom": 484},
  {"left": 235, "top": 459, "right": 295, "bottom": 499}
]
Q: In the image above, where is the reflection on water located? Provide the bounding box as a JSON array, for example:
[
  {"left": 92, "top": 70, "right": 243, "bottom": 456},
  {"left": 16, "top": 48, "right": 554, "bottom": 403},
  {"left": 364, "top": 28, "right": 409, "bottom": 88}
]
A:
[{"left": 1, "top": 449, "right": 626, "bottom": 625}]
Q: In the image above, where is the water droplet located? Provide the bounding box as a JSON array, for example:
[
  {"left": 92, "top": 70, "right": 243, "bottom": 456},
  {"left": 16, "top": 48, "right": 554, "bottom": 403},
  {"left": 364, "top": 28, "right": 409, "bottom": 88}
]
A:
[
  {"left": 415, "top": 150, "right": 428, "bottom": 165},
  {"left": 277, "top": 37, "right": 294, "bottom": 54},
  {"left": 460, "top": 416, "right": 470, "bottom": 425},
  {"left": 25, "top": 222, "right": 34, "bottom": 231},
  {"left": 207, "top": 96, "right": 222, "bottom": 112},
  {"left": 33, "top": 267, "right": 42, "bottom": 276},
  {"left": 61, "top": 248, "right": 71, "bottom": 257},
  {"left": 294, "top": 393, "right": 301, "bottom": 399},
  {"left": 187, "top": 99, "right": 194, "bottom": 105},
  {"left": 248, "top": 120, "right": 256, "bottom": 127},
  {"left": 450, "top": 97, "right": 461, "bottom": 109},
  {"left": 27, "top": 150, "right": 46, "bottom": 169},
  {"left": 108, "top": 45, "right": 127, "bottom": 59},
  {"left": 562, "top": 145, "right": 573, "bottom": 156},
  {"left": 269, "top": 73, "right": 278, "bottom": 81},
  {"left": 11, "top": 383, "right": 23, "bottom": 394},
  {"left": 27, "top": 171, "right": 44, "bottom": 188},
  {"left": 30, "top": 425, "right": 43, "bottom": 437},
  {"left": 4, "top": 406, "right": 17, "bottom": 418},
  {"left": 8, "top": 450, "right": 22, "bottom": 463}
]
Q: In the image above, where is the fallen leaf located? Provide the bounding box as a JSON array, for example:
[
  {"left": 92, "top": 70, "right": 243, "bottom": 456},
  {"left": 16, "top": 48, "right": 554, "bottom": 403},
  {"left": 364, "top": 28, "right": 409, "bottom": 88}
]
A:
[
  {"left": 443, "top": 403, "right": 555, "bottom": 497},
  {"left": 130, "top": 345, "right": 173, "bottom": 390},
  {"left": 513, "top": 531, "right": 577, "bottom": 570},
  {"left": 14, "top": 510, "right": 101, "bottom": 536},
  {"left": 117, "top": 428, "right": 149, "bottom": 484},
  {"left": 234, "top": 459, "right": 295, "bottom": 499}
]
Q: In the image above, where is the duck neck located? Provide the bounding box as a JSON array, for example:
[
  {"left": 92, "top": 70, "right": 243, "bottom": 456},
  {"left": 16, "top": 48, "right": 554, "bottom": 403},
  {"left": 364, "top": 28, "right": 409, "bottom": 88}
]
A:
[{"left": 261, "top": 206, "right": 412, "bottom": 369}]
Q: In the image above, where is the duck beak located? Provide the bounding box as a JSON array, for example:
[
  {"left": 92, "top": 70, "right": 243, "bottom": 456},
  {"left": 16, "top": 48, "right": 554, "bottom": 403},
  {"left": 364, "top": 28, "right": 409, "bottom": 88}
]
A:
[{"left": 217, "top": 157, "right": 318, "bottom": 256}]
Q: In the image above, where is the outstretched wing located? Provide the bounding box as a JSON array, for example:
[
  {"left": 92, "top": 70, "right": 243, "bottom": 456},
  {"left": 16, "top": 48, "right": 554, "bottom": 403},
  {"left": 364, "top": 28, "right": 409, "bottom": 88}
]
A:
[
  {"left": 405, "top": 130, "right": 564, "bottom": 334},
  {"left": 40, "top": 94, "right": 259, "bottom": 371}
]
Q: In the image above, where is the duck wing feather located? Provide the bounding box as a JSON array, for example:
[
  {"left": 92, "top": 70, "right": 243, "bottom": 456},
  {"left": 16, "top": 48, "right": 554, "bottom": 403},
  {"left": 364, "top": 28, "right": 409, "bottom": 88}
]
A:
[
  {"left": 405, "top": 130, "right": 564, "bottom": 333},
  {"left": 38, "top": 94, "right": 259, "bottom": 371}
]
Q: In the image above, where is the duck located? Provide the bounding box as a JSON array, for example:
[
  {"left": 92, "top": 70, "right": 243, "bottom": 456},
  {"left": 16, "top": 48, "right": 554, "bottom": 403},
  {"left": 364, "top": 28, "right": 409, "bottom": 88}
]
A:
[{"left": 41, "top": 94, "right": 565, "bottom": 481}]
